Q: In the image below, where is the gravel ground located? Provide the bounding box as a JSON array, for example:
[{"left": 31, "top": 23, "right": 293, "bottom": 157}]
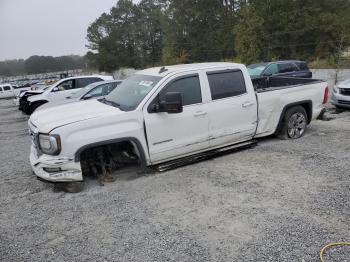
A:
[{"left": 0, "top": 99, "right": 349, "bottom": 262}]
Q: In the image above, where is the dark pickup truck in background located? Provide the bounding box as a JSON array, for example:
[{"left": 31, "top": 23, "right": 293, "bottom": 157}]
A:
[{"left": 248, "top": 60, "right": 312, "bottom": 79}]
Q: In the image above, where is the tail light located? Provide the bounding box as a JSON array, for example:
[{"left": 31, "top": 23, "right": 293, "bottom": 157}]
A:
[{"left": 323, "top": 87, "right": 329, "bottom": 104}]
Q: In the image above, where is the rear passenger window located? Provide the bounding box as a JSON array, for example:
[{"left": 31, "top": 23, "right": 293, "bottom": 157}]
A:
[
  {"left": 278, "top": 63, "right": 294, "bottom": 73},
  {"left": 207, "top": 70, "right": 246, "bottom": 100},
  {"left": 159, "top": 75, "right": 202, "bottom": 106},
  {"left": 3, "top": 86, "right": 11, "bottom": 91},
  {"left": 76, "top": 78, "right": 102, "bottom": 89},
  {"left": 296, "top": 62, "right": 309, "bottom": 71}
]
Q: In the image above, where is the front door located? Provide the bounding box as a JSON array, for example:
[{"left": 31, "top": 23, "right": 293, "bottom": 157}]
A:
[
  {"left": 144, "top": 73, "right": 209, "bottom": 163},
  {"left": 50, "top": 79, "right": 76, "bottom": 101}
]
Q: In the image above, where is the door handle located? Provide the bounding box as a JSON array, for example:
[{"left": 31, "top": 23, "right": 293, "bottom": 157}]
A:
[
  {"left": 194, "top": 111, "right": 207, "bottom": 117},
  {"left": 242, "top": 102, "right": 254, "bottom": 108}
]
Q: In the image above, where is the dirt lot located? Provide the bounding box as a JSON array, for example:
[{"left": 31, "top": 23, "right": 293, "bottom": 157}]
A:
[{"left": 0, "top": 99, "right": 349, "bottom": 262}]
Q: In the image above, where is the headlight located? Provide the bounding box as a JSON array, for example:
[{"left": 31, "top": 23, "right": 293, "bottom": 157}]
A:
[
  {"left": 333, "top": 86, "right": 339, "bottom": 94},
  {"left": 38, "top": 134, "right": 61, "bottom": 155}
]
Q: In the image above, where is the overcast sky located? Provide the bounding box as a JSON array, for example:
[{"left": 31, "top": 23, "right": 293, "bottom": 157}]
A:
[{"left": 0, "top": 0, "right": 119, "bottom": 61}]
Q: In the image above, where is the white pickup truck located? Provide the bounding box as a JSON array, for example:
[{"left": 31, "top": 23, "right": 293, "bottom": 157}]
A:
[{"left": 28, "top": 63, "right": 328, "bottom": 185}]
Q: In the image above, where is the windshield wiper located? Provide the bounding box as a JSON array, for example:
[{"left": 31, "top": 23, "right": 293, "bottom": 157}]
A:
[{"left": 101, "top": 98, "right": 121, "bottom": 108}]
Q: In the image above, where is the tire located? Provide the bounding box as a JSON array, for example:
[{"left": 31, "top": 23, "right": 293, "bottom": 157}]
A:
[{"left": 277, "top": 106, "right": 308, "bottom": 139}]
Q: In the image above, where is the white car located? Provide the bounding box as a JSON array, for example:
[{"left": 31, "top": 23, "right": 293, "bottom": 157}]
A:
[
  {"left": 28, "top": 62, "right": 328, "bottom": 184},
  {"left": 0, "top": 84, "right": 15, "bottom": 99},
  {"left": 38, "top": 80, "right": 122, "bottom": 111},
  {"left": 23, "top": 75, "right": 113, "bottom": 114},
  {"left": 331, "top": 79, "right": 350, "bottom": 109}
]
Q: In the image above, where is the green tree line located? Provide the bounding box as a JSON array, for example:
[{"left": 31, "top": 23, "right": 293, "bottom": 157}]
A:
[
  {"left": 0, "top": 55, "right": 87, "bottom": 77},
  {"left": 87, "top": 0, "right": 350, "bottom": 71}
]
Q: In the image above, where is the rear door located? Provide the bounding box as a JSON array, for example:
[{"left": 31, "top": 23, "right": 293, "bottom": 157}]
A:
[
  {"left": 205, "top": 69, "right": 257, "bottom": 148},
  {"left": 144, "top": 73, "right": 210, "bottom": 163}
]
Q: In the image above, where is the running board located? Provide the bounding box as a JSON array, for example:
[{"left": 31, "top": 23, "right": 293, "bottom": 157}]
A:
[{"left": 156, "top": 140, "right": 257, "bottom": 172}]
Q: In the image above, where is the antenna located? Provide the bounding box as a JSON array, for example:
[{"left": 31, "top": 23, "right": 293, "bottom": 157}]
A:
[{"left": 158, "top": 67, "right": 168, "bottom": 74}]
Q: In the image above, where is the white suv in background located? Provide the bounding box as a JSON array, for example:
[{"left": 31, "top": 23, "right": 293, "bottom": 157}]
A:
[{"left": 25, "top": 75, "right": 113, "bottom": 114}]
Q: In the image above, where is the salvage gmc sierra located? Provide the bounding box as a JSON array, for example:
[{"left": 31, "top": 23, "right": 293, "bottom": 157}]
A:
[{"left": 28, "top": 63, "right": 328, "bottom": 186}]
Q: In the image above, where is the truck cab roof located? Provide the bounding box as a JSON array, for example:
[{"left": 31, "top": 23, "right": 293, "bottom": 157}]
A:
[{"left": 138, "top": 62, "right": 242, "bottom": 77}]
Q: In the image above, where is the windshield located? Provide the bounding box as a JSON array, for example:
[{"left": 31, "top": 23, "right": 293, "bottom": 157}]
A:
[
  {"left": 247, "top": 63, "right": 268, "bottom": 76},
  {"left": 105, "top": 74, "right": 162, "bottom": 111}
]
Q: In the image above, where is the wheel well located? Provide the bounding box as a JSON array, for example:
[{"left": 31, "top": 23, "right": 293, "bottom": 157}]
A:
[
  {"left": 77, "top": 139, "right": 145, "bottom": 177},
  {"left": 299, "top": 102, "right": 312, "bottom": 124},
  {"left": 75, "top": 137, "right": 146, "bottom": 162},
  {"left": 276, "top": 100, "right": 312, "bottom": 133}
]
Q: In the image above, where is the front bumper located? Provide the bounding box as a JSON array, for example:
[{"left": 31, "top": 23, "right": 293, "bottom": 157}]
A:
[
  {"left": 331, "top": 92, "right": 350, "bottom": 108},
  {"left": 30, "top": 145, "right": 83, "bottom": 182}
]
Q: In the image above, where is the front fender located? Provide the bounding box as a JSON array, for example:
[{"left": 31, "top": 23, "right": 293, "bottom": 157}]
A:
[{"left": 51, "top": 112, "right": 150, "bottom": 164}]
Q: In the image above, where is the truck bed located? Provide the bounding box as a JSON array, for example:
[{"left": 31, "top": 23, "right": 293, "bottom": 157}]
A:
[
  {"left": 252, "top": 76, "right": 327, "bottom": 138},
  {"left": 252, "top": 76, "right": 324, "bottom": 92}
]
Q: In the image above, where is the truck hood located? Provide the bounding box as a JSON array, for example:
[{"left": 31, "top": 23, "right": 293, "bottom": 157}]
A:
[
  {"left": 36, "top": 98, "right": 78, "bottom": 111},
  {"left": 30, "top": 99, "right": 121, "bottom": 133}
]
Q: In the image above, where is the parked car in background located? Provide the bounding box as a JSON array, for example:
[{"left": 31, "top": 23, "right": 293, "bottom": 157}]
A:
[
  {"left": 20, "top": 75, "right": 113, "bottom": 114},
  {"left": 0, "top": 84, "right": 15, "bottom": 99},
  {"left": 248, "top": 61, "right": 312, "bottom": 78},
  {"left": 331, "top": 79, "right": 350, "bottom": 109},
  {"left": 38, "top": 80, "right": 122, "bottom": 111},
  {"left": 28, "top": 62, "right": 328, "bottom": 185}
]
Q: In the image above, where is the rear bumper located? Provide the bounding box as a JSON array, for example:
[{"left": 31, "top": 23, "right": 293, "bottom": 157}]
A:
[
  {"left": 30, "top": 145, "right": 83, "bottom": 182},
  {"left": 331, "top": 92, "right": 350, "bottom": 108}
]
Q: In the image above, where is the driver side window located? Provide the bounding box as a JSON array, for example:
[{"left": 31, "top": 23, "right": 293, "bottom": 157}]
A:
[
  {"left": 86, "top": 85, "right": 105, "bottom": 98},
  {"left": 158, "top": 75, "right": 202, "bottom": 106},
  {"left": 56, "top": 80, "right": 74, "bottom": 91}
]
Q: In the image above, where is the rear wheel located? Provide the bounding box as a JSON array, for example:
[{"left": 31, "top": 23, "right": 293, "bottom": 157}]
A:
[{"left": 278, "top": 106, "right": 308, "bottom": 139}]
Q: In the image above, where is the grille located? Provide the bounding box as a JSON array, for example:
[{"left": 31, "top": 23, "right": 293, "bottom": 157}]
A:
[
  {"left": 338, "top": 100, "right": 350, "bottom": 105},
  {"left": 340, "top": 88, "right": 350, "bottom": 96}
]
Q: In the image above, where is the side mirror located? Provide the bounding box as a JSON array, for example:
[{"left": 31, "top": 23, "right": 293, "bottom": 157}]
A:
[
  {"left": 263, "top": 72, "right": 272, "bottom": 77},
  {"left": 52, "top": 87, "right": 59, "bottom": 92},
  {"left": 164, "top": 92, "right": 183, "bottom": 114},
  {"left": 82, "top": 94, "right": 93, "bottom": 100}
]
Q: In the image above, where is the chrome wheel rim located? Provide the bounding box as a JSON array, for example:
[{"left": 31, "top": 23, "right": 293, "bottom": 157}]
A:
[{"left": 287, "top": 113, "right": 306, "bottom": 139}]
